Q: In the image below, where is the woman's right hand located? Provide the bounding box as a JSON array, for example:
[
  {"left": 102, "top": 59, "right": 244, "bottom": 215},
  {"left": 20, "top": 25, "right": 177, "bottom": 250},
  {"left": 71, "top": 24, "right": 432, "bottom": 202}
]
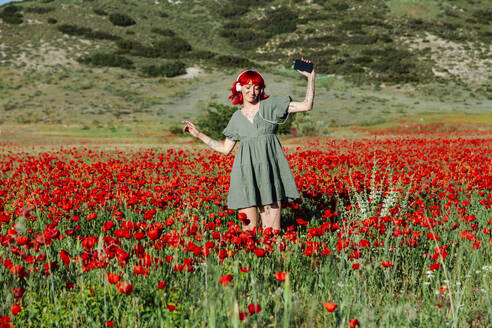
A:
[{"left": 182, "top": 120, "right": 200, "bottom": 138}]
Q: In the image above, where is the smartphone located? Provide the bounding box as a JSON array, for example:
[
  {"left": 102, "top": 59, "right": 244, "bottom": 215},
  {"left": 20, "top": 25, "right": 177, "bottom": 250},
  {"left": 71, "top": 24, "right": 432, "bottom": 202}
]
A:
[{"left": 294, "top": 59, "right": 313, "bottom": 73}]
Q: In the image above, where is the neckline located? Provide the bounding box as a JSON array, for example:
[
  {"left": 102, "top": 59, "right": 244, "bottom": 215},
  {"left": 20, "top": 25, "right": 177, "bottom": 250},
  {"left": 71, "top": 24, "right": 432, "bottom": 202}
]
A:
[{"left": 239, "top": 101, "right": 262, "bottom": 125}]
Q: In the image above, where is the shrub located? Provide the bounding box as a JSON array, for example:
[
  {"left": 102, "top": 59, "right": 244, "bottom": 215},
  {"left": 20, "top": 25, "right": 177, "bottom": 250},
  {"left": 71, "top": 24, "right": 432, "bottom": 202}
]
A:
[
  {"left": 260, "top": 7, "right": 298, "bottom": 36},
  {"left": 140, "top": 61, "right": 186, "bottom": 77},
  {"left": 346, "top": 35, "right": 378, "bottom": 45},
  {"left": 189, "top": 49, "right": 216, "bottom": 60},
  {"left": 109, "top": 13, "right": 136, "bottom": 27},
  {"left": 93, "top": 8, "right": 107, "bottom": 16},
  {"left": 57, "top": 24, "right": 120, "bottom": 41},
  {"left": 77, "top": 53, "right": 134, "bottom": 69},
  {"left": 472, "top": 9, "right": 492, "bottom": 24},
  {"left": 47, "top": 17, "right": 57, "bottom": 24},
  {"left": 151, "top": 28, "right": 175, "bottom": 37},
  {"left": 151, "top": 37, "right": 192, "bottom": 57},
  {"left": 24, "top": 7, "right": 55, "bottom": 14},
  {"left": 0, "top": 5, "right": 23, "bottom": 25},
  {"left": 196, "top": 102, "right": 292, "bottom": 139},
  {"left": 213, "top": 55, "right": 254, "bottom": 67}
]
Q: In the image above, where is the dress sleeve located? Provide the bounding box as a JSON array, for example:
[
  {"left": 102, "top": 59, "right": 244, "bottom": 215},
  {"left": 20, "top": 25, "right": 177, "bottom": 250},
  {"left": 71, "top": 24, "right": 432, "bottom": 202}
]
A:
[
  {"left": 222, "top": 114, "right": 240, "bottom": 141},
  {"left": 270, "top": 96, "right": 292, "bottom": 121}
]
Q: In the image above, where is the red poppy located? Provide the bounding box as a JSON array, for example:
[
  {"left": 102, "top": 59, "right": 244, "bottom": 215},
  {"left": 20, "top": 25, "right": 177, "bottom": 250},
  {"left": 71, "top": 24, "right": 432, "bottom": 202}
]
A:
[
  {"left": 253, "top": 248, "right": 266, "bottom": 257},
  {"left": 107, "top": 273, "right": 121, "bottom": 285},
  {"left": 167, "top": 304, "right": 176, "bottom": 312},
  {"left": 430, "top": 263, "right": 441, "bottom": 271},
  {"left": 248, "top": 303, "right": 261, "bottom": 314},
  {"left": 273, "top": 272, "right": 287, "bottom": 282},
  {"left": 219, "top": 274, "right": 233, "bottom": 286},
  {"left": 238, "top": 213, "right": 250, "bottom": 225},
  {"left": 323, "top": 302, "right": 337, "bottom": 312},
  {"left": 348, "top": 318, "right": 360, "bottom": 327},
  {"left": 117, "top": 281, "right": 133, "bottom": 295},
  {"left": 240, "top": 266, "right": 251, "bottom": 273},
  {"left": 106, "top": 321, "right": 115, "bottom": 327},
  {"left": 157, "top": 281, "right": 166, "bottom": 289},
  {"left": 296, "top": 218, "right": 308, "bottom": 227},
  {"left": 10, "top": 304, "right": 21, "bottom": 316},
  {"left": 352, "top": 263, "right": 360, "bottom": 270},
  {"left": 381, "top": 260, "right": 393, "bottom": 268}
]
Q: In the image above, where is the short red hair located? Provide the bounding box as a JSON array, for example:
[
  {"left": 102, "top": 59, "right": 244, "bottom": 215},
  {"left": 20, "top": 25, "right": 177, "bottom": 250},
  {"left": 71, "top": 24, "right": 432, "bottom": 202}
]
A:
[{"left": 228, "top": 70, "right": 269, "bottom": 105}]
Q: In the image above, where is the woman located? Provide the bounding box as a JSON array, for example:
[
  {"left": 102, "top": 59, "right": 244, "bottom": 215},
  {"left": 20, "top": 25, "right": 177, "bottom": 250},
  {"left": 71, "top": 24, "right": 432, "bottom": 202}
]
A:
[{"left": 183, "top": 58, "right": 315, "bottom": 232}]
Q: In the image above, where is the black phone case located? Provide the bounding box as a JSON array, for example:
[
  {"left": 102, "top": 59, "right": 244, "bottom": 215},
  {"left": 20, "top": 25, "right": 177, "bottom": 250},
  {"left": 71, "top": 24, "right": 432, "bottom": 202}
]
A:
[{"left": 294, "top": 59, "right": 313, "bottom": 73}]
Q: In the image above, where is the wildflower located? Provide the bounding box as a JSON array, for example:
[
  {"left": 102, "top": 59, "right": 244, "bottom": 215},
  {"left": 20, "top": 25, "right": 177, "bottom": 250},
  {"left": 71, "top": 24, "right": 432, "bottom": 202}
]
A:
[
  {"left": 219, "top": 274, "right": 233, "bottom": 286},
  {"left": 323, "top": 302, "right": 337, "bottom": 312},
  {"left": 248, "top": 304, "right": 261, "bottom": 314},
  {"left": 10, "top": 305, "right": 21, "bottom": 316},
  {"left": 117, "top": 281, "right": 133, "bottom": 295},
  {"left": 273, "top": 272, "right": 287, "bottom": 282},
  {"left": 107, "top": 273, "right": 121, "bottom": 285},
  {"left": 348, "top": 318, "right": 360, "bottom": 327},
  {"left": 381, "top": 260, "right": 393, "bottom": 268}
]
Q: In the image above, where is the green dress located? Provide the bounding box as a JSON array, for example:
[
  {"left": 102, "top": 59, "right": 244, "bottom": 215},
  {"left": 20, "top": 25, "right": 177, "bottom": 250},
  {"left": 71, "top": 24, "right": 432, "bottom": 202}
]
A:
[{"left": 222, "top": 96, "right": 300, "bottom": 210}]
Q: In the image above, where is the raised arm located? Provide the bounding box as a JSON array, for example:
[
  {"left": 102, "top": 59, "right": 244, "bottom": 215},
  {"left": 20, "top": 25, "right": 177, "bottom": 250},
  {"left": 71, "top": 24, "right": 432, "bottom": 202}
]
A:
[
  {"left": 182, "top": 120, "right": 236, "bottom": 155},
  {"left": 288, "top": 58, "right": 315, "bottom": 113}
]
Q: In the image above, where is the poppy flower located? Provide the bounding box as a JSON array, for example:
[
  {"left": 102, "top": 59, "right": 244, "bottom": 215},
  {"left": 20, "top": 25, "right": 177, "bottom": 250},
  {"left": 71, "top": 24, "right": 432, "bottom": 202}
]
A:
[
  {"left": 10, "top": 304, "right": 21, "bottom": 316},
  {"left": 117, "top": 281, "right": 133, "bottom": 295},
  {"left": 296, "top": 218, "right": 308, "bottom": 227},
  {"left": 167, "top": 304, "right": 176, "bottom": 311},
  {"left": 430, "top": 263, "right": 441, "bottom": 271},
  {"left": 238, "top": 213, "right": 250, "bottom": 225},
  {"left": 239, "top": 311, "right": 248, "bottom": 321},
  {"left": 273, "top": 272, "right": 287, "bottom": 282},
  {"left": 381, "top": 260, "right": 393, "bottom": 268},
  {"left": 240, "top": 266, "right": 251, "bottom": 273},
  {"left": 107, "top": 273, "right": 121, "bottom": 285},
  {"left": 106, "top": 321, "right": 115, "bottom": 327},
  {"left": 157, "top": 281, "right": 166, "bottom": 289},
  {"left": 352, "top": 263, "right": 360, "bottom": 270},
  {"left": 348, "top": 318, "right": 360, "bottom": 327},
  {"left": 253, "top": 248, "right": 266, "bottom": 257},
  {"left": 219, "top": 274, "right": 233, "bottom": 286},
  {"left": 323, "top": 302, "right": 337, "bottom": 312},
  {"left": 12, "top": 287, "right": 24, "bottom": 299},
  {"left": 248, "top": 303, "right": 261, "bottom": 314}
]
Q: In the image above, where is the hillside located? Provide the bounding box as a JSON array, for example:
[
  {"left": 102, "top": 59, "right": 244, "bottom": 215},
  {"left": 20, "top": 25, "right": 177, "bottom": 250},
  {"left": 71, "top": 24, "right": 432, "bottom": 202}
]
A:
[{"left": 0, "top": 0, "right": 490, "bottom": 136}]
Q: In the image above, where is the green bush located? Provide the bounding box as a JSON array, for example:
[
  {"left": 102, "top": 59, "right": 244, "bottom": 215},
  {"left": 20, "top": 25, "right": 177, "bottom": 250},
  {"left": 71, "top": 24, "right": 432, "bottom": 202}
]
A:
[
  {"left": 47, "top": 17, "right": 57, "bottom": 24},
  {"left": 151, "top": 27, "right": 175, "bottom": 37},
  {"left": 57, "top": 24, "right": 121, "bottom": 41},
  {"left": 93, "top": 8, "right": 107, "bottom": 16},
  {"left": 77, "top": 53, "right": 134, "bottom": 69},
  {"left": 260, "top": 7, "right": 298, "bottom": 36},
  {"left": 196, "top": 103, "right": 238, "bottom": 140},
  {"left": 24, "top": 7, "right": 55, "bottom": 14},
  {"left": 189, "top": 49, "right": 217, "bottom": 60},
  {"left": 140, "top": 61, "right": 186, "bottom": 77},
  {"left": 213, "top": 55, "right": 254, "bottom": 67},
  {"left": 0, "top": 5, "right": 23, "bottom": 25},
  {"left": 346, "top": 35, "right": 378, "bottom": 45},
  {"left": 151, "top": 37, "right": 192, "bottom": 57},
  {"left": 109, "top": 13, "right": 136, "bottom": 27}
]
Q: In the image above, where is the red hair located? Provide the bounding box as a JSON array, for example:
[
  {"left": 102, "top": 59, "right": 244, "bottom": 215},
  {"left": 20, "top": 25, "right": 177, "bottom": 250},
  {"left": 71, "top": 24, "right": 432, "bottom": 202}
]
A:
[{"left": 228, "top": 70, "right": 269, "bottom": 105}]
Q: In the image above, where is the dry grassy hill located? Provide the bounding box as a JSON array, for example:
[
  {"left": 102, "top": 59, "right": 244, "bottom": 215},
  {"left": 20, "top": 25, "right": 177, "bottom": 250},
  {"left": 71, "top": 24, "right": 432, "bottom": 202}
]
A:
[{"left": 0, "top": 0, "right": 490, "bottom": 138}]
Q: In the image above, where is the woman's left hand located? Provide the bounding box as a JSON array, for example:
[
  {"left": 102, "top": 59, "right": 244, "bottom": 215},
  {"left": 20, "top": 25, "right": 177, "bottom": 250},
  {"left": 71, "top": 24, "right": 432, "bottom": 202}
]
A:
[{"left": 296, "top": 57, "right": 315, "bottom": 80}]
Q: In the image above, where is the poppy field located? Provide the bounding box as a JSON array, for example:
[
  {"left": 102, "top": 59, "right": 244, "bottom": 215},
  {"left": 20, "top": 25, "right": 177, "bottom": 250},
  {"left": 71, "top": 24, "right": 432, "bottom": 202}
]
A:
[{"left": 0, "top": 131, "right": 491, "bottom": 327}]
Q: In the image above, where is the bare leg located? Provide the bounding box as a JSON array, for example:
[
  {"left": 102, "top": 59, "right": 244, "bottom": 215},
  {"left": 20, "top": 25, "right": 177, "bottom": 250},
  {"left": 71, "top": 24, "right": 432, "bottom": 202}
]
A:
[
  {"left": 238, "top": 206, "right": 258, "bottom": 231},
  {"left": 259, "top": 201, "right": 281, "bottom": 231}
]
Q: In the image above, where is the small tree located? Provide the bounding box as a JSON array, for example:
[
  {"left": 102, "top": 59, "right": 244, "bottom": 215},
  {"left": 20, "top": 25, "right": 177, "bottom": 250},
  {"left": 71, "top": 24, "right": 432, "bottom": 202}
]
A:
[{"left": 109, "top": 13, "right": 136, "bottom": 27}]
